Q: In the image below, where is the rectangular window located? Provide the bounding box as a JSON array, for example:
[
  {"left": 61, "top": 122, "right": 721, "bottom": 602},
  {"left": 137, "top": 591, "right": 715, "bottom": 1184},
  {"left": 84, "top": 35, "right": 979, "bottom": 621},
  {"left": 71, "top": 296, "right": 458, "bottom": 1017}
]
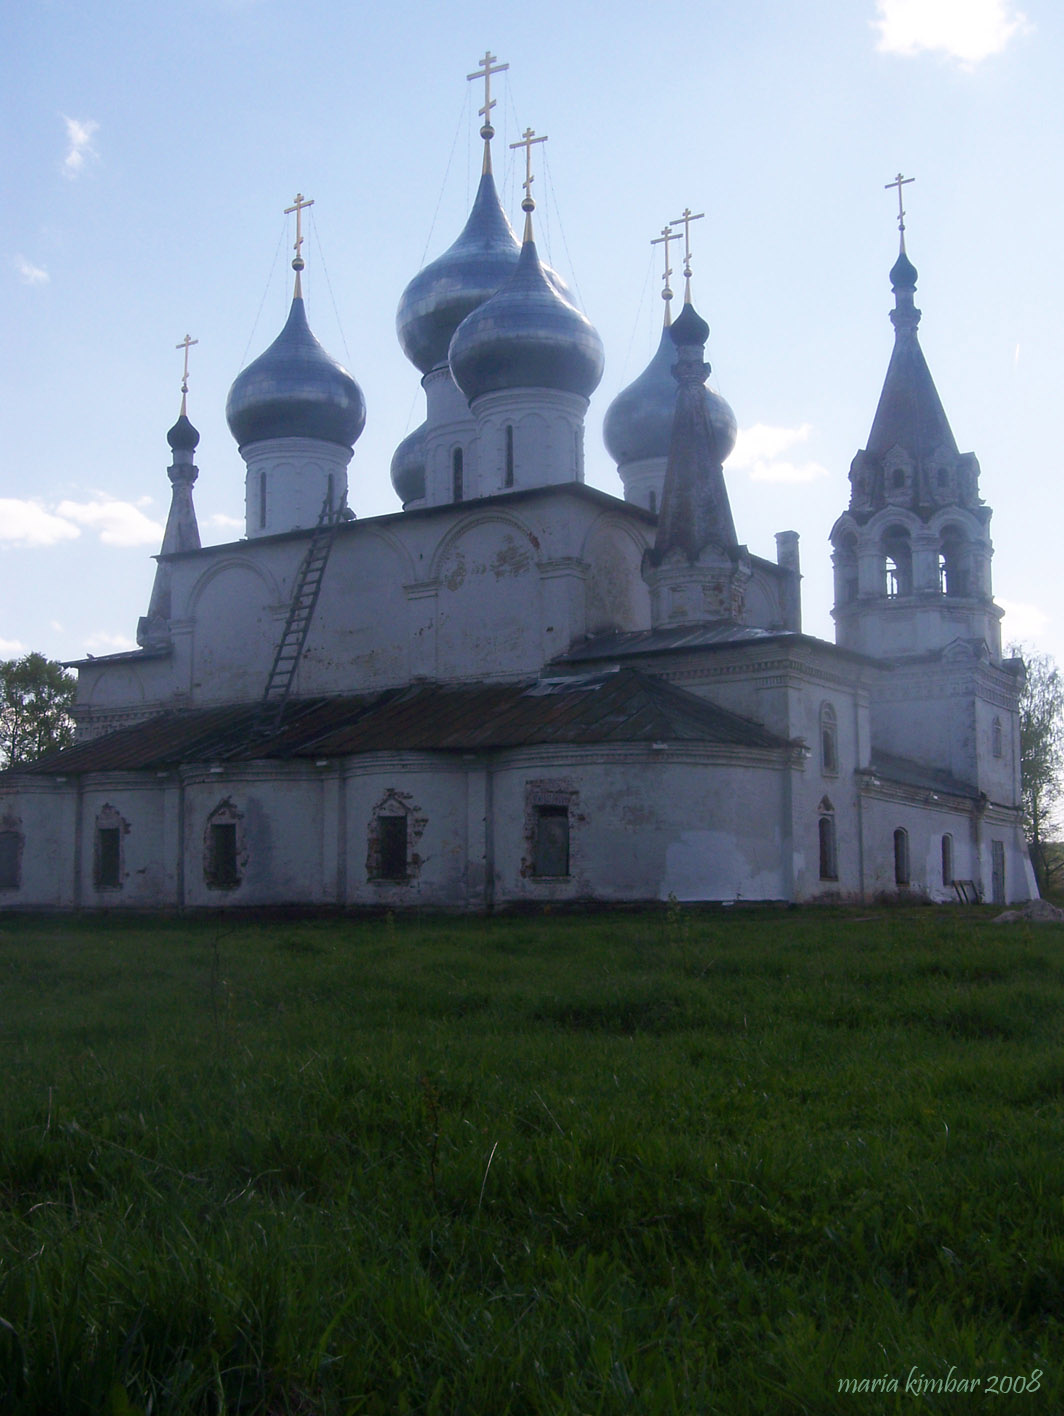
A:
[
  {"left": 378, "top": 815, "right": 408, "bottom": 880},
  {"left": 96, "top": 826, "right": 121, "bottom": 890},
  {"left": 991, "top": 840, "right": 1006, "bottom": 905},
  {"left": 533, "top": 805, "right": 570, "bottom": 878},
  {"left": 210, "top": 822, "right": 239, "bottom": 888},
  {"left": 0, "top": 831, "right": 20, "bottom": 890}
]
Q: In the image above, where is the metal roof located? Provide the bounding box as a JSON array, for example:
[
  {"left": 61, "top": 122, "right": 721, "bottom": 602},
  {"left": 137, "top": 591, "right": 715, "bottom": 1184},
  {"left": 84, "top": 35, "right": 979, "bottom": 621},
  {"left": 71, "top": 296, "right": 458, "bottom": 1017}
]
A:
[{"left": 14, "top": 669, "right": 792, "bottom": 778}]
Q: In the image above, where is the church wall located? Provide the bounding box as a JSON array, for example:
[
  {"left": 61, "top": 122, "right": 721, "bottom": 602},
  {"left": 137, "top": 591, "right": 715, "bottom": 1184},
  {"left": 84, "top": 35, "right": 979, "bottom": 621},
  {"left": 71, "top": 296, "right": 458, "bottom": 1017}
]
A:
[
  {"left": 76, "top": 777, "right": 176, "bottom": 907},
  {"left": 487, "top": 748, "right": 791, "bottom": 905},
  {"left": 0, "top": 780, "right": 78, "bottom": 908}
]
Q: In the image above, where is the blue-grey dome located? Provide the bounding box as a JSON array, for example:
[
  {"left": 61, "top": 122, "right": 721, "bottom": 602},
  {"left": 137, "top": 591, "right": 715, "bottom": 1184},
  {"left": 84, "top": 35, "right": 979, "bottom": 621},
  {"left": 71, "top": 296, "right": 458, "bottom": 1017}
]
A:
[
  {"left": 396, "top": 171, "right": 521, "bottom": 376},
  {"left": 449, "top": 239, "right": 604, "bottom": 403},
  {"left": 390, "top": 421, "right": 427, "bottom": 505},
  {"left": 226, "top": 295, "right": 366, "bottom": 449},
  {"left": 167, "top": 411, "right": 200, "bottom": 453},
  {"left": 603, "top": 323, "right": 737, "bottom": 467}
]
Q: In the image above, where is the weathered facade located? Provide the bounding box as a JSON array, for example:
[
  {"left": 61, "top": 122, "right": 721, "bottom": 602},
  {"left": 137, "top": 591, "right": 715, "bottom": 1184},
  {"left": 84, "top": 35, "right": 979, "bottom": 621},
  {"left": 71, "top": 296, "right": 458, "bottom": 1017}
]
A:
[{"left": 0, "top": 70, "right": 1036, "bottom": 910}]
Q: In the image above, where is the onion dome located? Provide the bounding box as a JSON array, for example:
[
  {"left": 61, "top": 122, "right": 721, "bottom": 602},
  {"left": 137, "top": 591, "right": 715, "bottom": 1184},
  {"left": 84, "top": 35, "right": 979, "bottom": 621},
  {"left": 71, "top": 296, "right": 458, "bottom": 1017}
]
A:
[
  {"left": 396, "top": 172, "right": 522, "bottom": 375},
  {"left": 603, "top": 322, "right": 737, "bottom": 467},
  {"left": 167, "top": 412, "right": 200, "bottom": 453},
  {"left": 390, "top": 421, "right": 427, "bottom": 505},
  {"left": 449, "top": 238, "right": 604, "bottom": 403},
  {"left": 226, "top": 295, "right": 366, "bottom": 449}
]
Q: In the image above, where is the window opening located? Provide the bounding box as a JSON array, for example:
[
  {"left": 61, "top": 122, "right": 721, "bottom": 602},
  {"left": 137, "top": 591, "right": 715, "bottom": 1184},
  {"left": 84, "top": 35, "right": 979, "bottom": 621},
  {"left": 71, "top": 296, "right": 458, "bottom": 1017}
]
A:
[
  {"left": 452, "top": 447, "right": 464, "bottom": 502},
  {"left": 820, "top": 703, "right": 838, "bottom": 774},
  {"left": 893, "top": 828, "right": 910, "bottom": 886},
  {"left": 96, "top": 826, "right": 121, "bottom": 890},
  {"left": 377, "top": 815, "right": 408, "bottom": 880},
  {"left": 941, "top": 834, "right": 953, "bottom": 889},
  {"left": 991, "top": 840, "right": 1006, "bottom": 905},
  {"left": 504, "top": 426, "right": 514, "bottom": 487},
  {"left": 992, "top": 718, "right": 1003, "bottom": 758},
  {"left": 0, "top": 831, "right": 20, "bottom": 890},
  {"left": 209, "top": 822, "right": 239, "bottom": 888},
  {"left": 533, "top": 805, "right": 570, "bottom": 878},
  {"left": 259, "top": 472, "right": 267, "bottom": 530},
  {"left": 818, "top": 816, "right": 838, "bottom": 881},
  {"left": 883, "top": 528, "right": 912, "bottom": 598},
  {"left": 649, "top": 489, "right": 657, "bottom": 515}
]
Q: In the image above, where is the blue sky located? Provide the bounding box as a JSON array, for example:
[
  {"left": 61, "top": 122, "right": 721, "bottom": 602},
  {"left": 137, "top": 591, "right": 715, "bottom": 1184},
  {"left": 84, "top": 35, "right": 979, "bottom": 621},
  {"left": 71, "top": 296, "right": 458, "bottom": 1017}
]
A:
[{"left": 2, "top": 0, "right": 1060, "bottom": 671}]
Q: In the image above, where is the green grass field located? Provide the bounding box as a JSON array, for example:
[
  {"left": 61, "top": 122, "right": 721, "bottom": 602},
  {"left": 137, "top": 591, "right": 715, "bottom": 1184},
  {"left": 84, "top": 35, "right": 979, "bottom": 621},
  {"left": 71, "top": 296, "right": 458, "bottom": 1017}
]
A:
[{"left": 0, "top": 905, "right": 1061, "bottom": 1414}]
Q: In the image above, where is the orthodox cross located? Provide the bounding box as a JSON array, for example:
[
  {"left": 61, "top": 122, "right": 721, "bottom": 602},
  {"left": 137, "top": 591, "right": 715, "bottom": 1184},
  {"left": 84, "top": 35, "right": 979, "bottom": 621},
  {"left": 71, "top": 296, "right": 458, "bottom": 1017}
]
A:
[
  {"left": 650, "top": 225, "right": 676, "bottom": 312},
  {"left": 467, "top": 50, "right": 509, "bottom": 135},
  {"left": 176, "top": 333, "right": 198, "bottom": 414},
  {"left": 885, "top": 172, "right": 914, "bottom": 247},
  {"left": 670, "top": 207, "right": 705, "bottom": 284},
  {"left": 284, "top": 192, "right": 315, "bottom": 268},
  {"left": 510, "top": 127, "right": 547, "bottom": 214}
]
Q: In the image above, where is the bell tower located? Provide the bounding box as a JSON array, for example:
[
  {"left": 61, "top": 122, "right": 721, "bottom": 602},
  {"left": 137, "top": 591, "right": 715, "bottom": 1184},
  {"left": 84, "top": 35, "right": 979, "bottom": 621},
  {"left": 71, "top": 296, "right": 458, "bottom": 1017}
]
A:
[{"left": 830, "top": 176, "right": 1002, "bottom": 663}]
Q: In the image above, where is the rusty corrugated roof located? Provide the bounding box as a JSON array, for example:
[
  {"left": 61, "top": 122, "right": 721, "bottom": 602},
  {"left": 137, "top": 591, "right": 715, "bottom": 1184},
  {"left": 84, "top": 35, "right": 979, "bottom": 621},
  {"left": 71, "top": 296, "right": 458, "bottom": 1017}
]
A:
[{"left": 12, "top": 669, "right": 792, "bottom": 777}]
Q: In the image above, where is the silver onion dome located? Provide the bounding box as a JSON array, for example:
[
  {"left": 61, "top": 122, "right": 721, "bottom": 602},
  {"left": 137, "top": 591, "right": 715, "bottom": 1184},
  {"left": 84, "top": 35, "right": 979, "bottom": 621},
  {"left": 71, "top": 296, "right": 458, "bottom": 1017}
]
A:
[
  {"left": 396, "top": 171, "right": 521, "bottom": 375},
  {"left": 449, "top": 239, "right": 604, "bottom": 403},
  {"left": 603, "top": 323, "right": 737, "bottom": 467},
  {"left": 226, "top": 295, "right": 366, "bottom": 449},
  {"left": 390, "top": 421, "right": 427, "bottom": 505}
]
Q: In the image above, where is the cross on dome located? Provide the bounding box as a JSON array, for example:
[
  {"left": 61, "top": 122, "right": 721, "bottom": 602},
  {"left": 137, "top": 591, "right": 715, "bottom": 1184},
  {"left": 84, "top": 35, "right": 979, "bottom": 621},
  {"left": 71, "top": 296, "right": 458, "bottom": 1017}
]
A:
[
  {"left": 175, "top": 333, "right": 198, "bottom": 415},
  {"left": 510, "top": 127, "right": 547, "bottom": 240},
  {"left": 467, "top": 50, "right": 509, "bottom": 162},
  {"left": 284, "top": 193, "right": 315, "bottom": 292},
  {"left": 885, "top": 172, "right": 914, "bottom": 250},
  {"left": 651, "top": 225, "right": 676, "bottom": 321},
  {"left": 669, "top": 207, "right": 705, "bottom": 298}
]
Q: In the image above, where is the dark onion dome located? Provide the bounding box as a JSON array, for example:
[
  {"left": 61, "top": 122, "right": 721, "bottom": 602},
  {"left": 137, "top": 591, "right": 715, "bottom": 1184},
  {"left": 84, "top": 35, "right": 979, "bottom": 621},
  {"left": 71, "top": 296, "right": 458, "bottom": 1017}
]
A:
[
  {"left": 226, "top": 295, "right": 366, "bottom": 449},
  {"left": 890, "top": 249, "right": 918, "bottom": 289},
  {"left": 603, "top": 323, "right": 737, "bottom": 467},
  {"left": 396, "top": 171, "right": 574, "bottom": 376},
  {"left": 449, "top": 239, "right": 604, "bottom": 403},
  {"left": 166, "top": 412, "right": 200, "bottom": 453},
  {"left": 390, "top": 421, "right": 427, "bottom": 505}
]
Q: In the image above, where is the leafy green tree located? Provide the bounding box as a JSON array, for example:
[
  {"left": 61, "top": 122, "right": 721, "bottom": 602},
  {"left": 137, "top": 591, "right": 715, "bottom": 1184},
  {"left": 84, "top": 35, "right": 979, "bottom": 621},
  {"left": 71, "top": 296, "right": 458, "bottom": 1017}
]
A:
[
  {"left": 1011, "top": 646, "right": 1064, "bottom": 894},
  {"left": 0, "top": 653, "right": 76, "bottom": 768}
]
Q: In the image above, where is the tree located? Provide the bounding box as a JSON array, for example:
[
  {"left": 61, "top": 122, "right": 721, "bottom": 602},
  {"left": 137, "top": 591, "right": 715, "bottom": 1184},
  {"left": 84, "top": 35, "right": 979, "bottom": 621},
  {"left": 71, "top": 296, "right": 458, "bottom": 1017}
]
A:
[
  {"left": 1011, "top": 645, "right": 1064, "bottom": 894},
  {"left": 0, "top": 653, "right": 77, "bottom": 768}
]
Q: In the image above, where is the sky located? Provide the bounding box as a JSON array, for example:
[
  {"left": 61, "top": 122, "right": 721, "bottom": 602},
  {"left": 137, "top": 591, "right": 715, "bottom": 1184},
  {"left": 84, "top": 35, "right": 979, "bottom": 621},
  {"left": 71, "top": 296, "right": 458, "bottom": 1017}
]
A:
[{"left": 1, "top": 0, "right": 1061, "bottom": 673}]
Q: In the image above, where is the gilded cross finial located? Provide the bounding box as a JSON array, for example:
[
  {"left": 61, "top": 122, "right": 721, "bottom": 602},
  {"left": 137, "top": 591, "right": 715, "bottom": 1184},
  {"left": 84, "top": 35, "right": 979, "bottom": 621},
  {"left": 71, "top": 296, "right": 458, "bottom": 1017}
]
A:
[
  {"left": 468, "top": 50, "right": 509, "bottom": 171},
  {"left": 284, "top": 193, "right": 315, "bottom": 293},
  {"left": 176, "top": 333, "right": 198, "bottom": 416},
  {"left": 651, "top": 225, "right": 676, "bottom": 324},
  {"left": 669, "top": 207, "right": 705, "bottom": 300},
  {"left": 510, "top": 126, "right": 547, "bottom": 240},
  {"left": 885, "top": 172, "right": 914, "bottom": 251}
]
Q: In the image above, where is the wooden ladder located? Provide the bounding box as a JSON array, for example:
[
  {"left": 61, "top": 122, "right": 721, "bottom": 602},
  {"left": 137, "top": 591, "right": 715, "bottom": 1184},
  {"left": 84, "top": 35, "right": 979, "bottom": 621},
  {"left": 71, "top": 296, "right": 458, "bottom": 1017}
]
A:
[{"left": 255, "top": 495, "right": 341, "bottom": 732}]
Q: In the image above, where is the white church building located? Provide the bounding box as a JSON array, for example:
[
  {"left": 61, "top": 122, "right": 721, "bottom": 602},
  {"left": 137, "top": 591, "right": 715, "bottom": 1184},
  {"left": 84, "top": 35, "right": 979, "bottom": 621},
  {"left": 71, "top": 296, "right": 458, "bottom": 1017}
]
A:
[{"left": 0, "top": 62, "right": 1036, "bottom": 911}]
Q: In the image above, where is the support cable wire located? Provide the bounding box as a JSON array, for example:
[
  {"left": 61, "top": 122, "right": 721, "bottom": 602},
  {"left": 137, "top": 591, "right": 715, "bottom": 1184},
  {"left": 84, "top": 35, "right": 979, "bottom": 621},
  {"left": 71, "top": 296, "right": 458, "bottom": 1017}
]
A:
[
  {"left": 309, "top": 208, "right": 352, "bottom": 365},
  {"left": 239, "top": 221, "right": 288, "bottom": 369}
]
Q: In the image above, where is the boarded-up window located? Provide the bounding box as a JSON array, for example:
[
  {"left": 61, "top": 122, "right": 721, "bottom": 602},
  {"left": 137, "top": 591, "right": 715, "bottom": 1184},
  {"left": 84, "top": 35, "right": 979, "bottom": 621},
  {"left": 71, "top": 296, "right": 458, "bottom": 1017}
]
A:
[
  {"left": 941, "top": 834, "right": 953, "bottom": 888},
  {"left": 533, "top": 805, "right": 570, "bottom": 877},
  {"left": 377, "top": 815, "right": 408, "bottom": 880},
  {"left": 0, "top": 831, "right": 20, "bottom": 890},
  {"left": 209, "top": 823, "right": 239, "bottom": 888},
  {"left": 96, "top": 827, "right": 121, "bottom": 890},
  {"left": 991, "top": 840, "right": 1006, "bottom": 905},
  {"left": 818, "top": 816, "right": 837, "bottom": 881},
  {"left": 894, "top": 828, "right": 910, "bottom": 886}
]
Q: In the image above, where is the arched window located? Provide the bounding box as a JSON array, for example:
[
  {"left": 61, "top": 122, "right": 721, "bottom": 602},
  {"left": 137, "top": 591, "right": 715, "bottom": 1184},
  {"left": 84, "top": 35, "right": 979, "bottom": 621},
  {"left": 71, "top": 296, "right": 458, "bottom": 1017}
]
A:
[
  {"left": 452, "top": 447, "right": 464, "bottom": 502},
  {"left": 939, "top": 526, "right": 968, "bottom": 597},
  {"left": 992, "top": 718, "right": 1003, "bottom": 758},
  {"left": 883, "top": 527, "right": 912, "bottom": 598},
  {"left": 820, "top": 703, "right": 838, "bottom": 774},
  {"left": 205, "top": 800, "right": 243, "bottom": 890},
  {"left": 893, "top": 828, "right": 910, "bottom": 886},
  {"left": 941, "top": 834, "right": 953, "bottom": 888},
  {"left": 819, "top": 814, "right": 838, "bottom": 881},
  {"left": 504, "top": 426, "right": 514, "bottom": 487}
]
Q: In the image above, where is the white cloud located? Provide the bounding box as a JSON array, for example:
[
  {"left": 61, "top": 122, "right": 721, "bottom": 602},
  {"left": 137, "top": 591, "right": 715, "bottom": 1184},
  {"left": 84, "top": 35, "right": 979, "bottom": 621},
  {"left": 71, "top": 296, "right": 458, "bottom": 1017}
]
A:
[
  {"left": 0, "top": 637, "right": 27, "bottom": 657},
  {"left": 56, "top": 496, "right": 163, "bottom": 547},
  {"left": 729, "top": 423, "right": 830, "bottom": 485},
  {"left": 999, "top": 599, "right": 1051, "bottom": 644},
  {"left": 61, "top": 115, "right": 99, "bottom": 178},
  {"left": 84, "top": 631, "right": 138, "bottom": 654},
  {"left": 15, "top": 255, "right": 49, "bottom": 286},
  {"left": 0, "top": 499, "right": 81, "bottom": 548},
  {"left": 873, "top": 0, "right": 1029, "bottom": 65}
]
